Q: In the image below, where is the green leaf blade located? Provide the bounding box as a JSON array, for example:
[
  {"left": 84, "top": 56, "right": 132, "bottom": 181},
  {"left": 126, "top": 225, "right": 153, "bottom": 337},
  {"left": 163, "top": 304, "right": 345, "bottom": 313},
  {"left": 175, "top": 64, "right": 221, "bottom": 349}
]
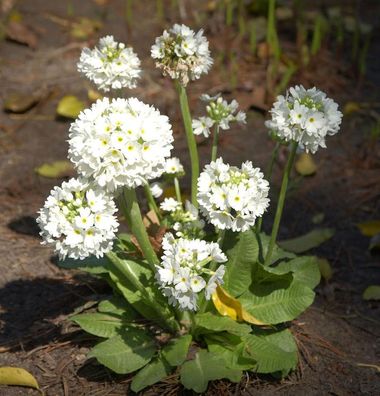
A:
[{"left": 162, "top": 335, "right": 192, "bottom": 366}]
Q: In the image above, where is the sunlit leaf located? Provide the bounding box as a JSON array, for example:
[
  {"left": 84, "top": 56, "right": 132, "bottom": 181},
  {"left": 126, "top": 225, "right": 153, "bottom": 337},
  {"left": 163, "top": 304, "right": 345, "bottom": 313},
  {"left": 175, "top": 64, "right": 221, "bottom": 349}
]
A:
[
  {"left": 71, "top": 312, "right": 126, "bottom": 338},
  {"left": 357, "top": 220, "right": 380, "bottom": 237},
  {"left": 278, "top": 228, "right": 335, "bottom": 253},
  {"left": 88, "top": 328, "right": 156, "bottom": 374},
  {"left": 34, "top": 160, "right": 74, "bottom": 179},
  {"left": 56, "top": 95, "right": 85, "bottom": 119},
  {"left": 295, "top": 153, "right": 317, "bottom": 176},
  {"left": 194, "top": 312, "right": 252, "bottom": 336},
  {"left": 0, "top": 367, "right": 39, "bottom": 389},
  {"left": 317, "top": 258, "right": 333, "bottom": 281},
  {"left": 131, "top": 356, "right": 171, "bottom": 392},
  {"left": 212, "top": 286, "right": 267, "bottom": 326},
  {"left": 362, "top": 285, "right": 380, "bottom": 301}
]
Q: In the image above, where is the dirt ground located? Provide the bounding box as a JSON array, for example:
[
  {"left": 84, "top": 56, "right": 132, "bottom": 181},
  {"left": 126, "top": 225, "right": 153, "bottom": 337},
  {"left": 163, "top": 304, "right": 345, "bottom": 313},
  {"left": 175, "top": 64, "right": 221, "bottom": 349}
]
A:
[{"left": 0, "top": 0, "right": 379, "bottom": 395}]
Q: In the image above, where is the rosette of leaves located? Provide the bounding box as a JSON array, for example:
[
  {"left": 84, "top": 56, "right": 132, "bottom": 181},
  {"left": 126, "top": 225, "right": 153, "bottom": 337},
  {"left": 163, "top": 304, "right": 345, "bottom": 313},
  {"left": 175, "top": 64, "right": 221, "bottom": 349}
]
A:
[{"left": 58, "top": 228, "right": 320, "bottom": 393}]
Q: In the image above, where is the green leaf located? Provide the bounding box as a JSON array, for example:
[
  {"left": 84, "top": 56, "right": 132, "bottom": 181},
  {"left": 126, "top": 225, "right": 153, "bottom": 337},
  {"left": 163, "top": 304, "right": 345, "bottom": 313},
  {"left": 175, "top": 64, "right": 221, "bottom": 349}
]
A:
[
  {"left": 278, "top": 228, "right": 335, "bottom": 253},
  {"left": 131, "top": 356, "right": 171, "bottom": 392},
  {"left": 71, "top": 312, "right": 126, "bottom": 338},
  {"left": 258, "top": 233, "right": 296, "bottom": 264},
  {"left": 57, "top": 255, "right": 109, "bottom": 274},
  {"left": 0, "top": 367, "right": 39, "bottom": 389},
  {"left": 180, "top": 350, "right": 242, "bottom": 393},
  {"left": 242, "top": 328, "right": 298, "bottom": 375},
  {"left": 205, "top": 334, "right": 256, "bottom": 371},
  {"left": 56, "top": 95, "right": 85, "bottom": 119},
  {"left": 317, "top": 258, "right": 333, "bottom": 281},
  {"left": 98, "top": 297, "right": 137, "bottom": 319},
  {"left": 34, "top": 160, "right": 74, "bottom": 179},
  {"left": 88, "top": 328, "right": 156, "bottom": 374},
  {"left": 362, "top": 285, "right": 380, "bottom": 301},
  {"left": 223, "top": 229, "right": 259, "bottom": 297},
  {"left": 267, "top": 256, "right": 321, "bottom": 289},
  {"left": 239, "top": 278, "right": 315, "bottom": 324},
  {"left": 162, "top": 335, "right": 192, "bottom": 366},
  {"left": 194, "top": 312, "right": 252, "bottom": 336}
]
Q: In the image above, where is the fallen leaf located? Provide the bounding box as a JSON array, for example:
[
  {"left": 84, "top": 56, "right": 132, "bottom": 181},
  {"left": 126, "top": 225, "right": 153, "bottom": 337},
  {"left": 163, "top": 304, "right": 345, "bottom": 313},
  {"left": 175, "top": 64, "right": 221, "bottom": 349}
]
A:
[
  {"left": 362, "top": 285, "right": 380, "bottom": 301},
  {"left": 56, "top": 95, "right": 85, "bottom": 119},
  {"left": 212, "top": 285, "right": 266, "bottom": 326},
  {"left": 317, "top": 258, "right": 333, "bottom": 281},
  {"left": 278, "top": 228, "right": 335, "bottom": 254},
  {"left": 35, "top": 160, "right": 74, "bottom": 179},
  {"left": 70, "top": 17, "right": 102, "bottom": 40},
  {"left": 3, "top": 92, "right": 39, "bottom": 113},
  {"left": 344, "top": 101, "right": 361, "bottom": 115},
  {"left": 295, "top": 153, "right": 317, "bottom": 176},
  {"left": 0, "top": 367, "right": 39, "bottom": 389},
  {"left": 87, "top": 88, "right": 103, "bottom": 102},
  {"left": 5, "top": 21, "right": 38, "bottom": 48},
  {"left": 357, "top": 220, "right": 380, "bottom": 237}
]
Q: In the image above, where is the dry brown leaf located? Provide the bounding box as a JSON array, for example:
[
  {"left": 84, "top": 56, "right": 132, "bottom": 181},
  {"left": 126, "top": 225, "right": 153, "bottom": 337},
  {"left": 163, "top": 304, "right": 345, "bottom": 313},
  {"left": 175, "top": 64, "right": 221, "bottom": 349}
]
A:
[{"left": 5, "top": 21, "right": 38, "bottom": 48}]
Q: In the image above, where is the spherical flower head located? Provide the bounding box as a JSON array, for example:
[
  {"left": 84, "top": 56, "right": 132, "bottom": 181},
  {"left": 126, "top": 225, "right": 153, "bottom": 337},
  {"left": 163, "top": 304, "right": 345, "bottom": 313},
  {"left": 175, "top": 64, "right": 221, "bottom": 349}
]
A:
[
  {"left": 151, "top": 24, "right": 213, "bottom": 86},
  {"left": 77, "top": 35, "right": 141, "bottom": 92},
  {"left": 164, "top": 157, "right": 185, "bottom": 177},
  {"left": 265, "top": 85, "right": 343, "bottom": 153},
  {"left": 68, "top": 97, "right": 174, "bottom": 193},
  {"left": 197, "top": 158, "right": 270, "bottom": 232},
  {"left": 37, "top": 178, "right": 119, "bottom": 260},
  {"left": 156, "top": 233, "right": 226, "bottom": 311},
  {"left": 192, "top": 93, "right": 246, "bottom": 138}
]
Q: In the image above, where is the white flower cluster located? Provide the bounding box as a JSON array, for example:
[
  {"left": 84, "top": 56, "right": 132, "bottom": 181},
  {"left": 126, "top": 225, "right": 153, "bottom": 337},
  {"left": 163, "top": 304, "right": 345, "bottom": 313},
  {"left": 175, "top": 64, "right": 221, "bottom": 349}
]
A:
[
  {"left": 156, "top": 233, "right": 226, "bottom": 311},
  {"left": 197, "top": 158, "right": 270, "bottom": 232},
  {"left": 77, "top": 35, "right": 141, "bottom": 92},
  {"left": 265, "top": 85, "right": 343, "bottom": 153},
  {"left": 160, "top": 199, "right": 205, "bottom": 239},
  {"left": 151, "top": 24, "right": 213, "bottom": 86},
  {"left": 68, "top": 98, "right": 173, "bottom": 193},
  {"left": 37, "top": 178, "right": 118, "bottom": 260},
  {"left": 164, "top": 157, "right": 184, "bottom": 176},
  {"left": 192, "top": 94, "right": 246, "bottom": 138}
]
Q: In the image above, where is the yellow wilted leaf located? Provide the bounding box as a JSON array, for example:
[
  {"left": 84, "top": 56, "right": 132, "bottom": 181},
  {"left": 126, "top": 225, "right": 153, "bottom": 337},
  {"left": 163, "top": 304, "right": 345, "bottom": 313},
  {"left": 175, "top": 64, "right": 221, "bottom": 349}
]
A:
[
  {"left": 317, "top": 258, "right": 333, "bottom": 281},
  {"left": 0, "top": 367, "right": 39, "bottom": 389},
  {"left": 295, "top": 153, "right": 317, "bottom": 176},
  {"left": 35, "top": 160, "right": 74, "bottom": 179},
  {"left": 87, "top": 88, "right": 103, "bottom": 102},
  {"left": 357, "top": 220, "right": 380, "bottom": 237},
  {"left": 56, "top": 95, "right": 85, "bottom": 119},
  {"left": 212, "top": 285, "right": 267, "bottom": 326}
]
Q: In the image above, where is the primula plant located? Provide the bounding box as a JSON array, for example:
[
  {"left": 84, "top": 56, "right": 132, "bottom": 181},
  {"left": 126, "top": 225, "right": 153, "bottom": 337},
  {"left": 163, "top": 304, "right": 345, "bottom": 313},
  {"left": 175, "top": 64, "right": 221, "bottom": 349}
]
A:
[{"left": 37, "top": 25, "right": 342, "bottom": 393}]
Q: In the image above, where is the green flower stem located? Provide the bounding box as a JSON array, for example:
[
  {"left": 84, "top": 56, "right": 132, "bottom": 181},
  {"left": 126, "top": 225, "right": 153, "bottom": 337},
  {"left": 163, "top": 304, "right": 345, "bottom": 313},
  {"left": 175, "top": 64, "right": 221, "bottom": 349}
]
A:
[
  {"left": 256, "top": 142, "right": 280, "bottom": 233},
  {"left": 175, "top": 81, "right": 199, "bottom": 207},
  {"left": 264, "top": 141, "right": 298, "bottom": 266},
  {"left": 143, "top": 184, "right": 162, "bottom": 222},
  {"left": 211, "top": 124, "right": 220, "bottom": 162},
  {"left": 174, "top": 176, "right": 182, "bottom": 205},
  {"left": 123, "top": 188, "right": 159, "bottom": 270},
  {"left": 106, "top": 252, "right": 179, "bottom": 333},
  {"left": 198, "top": 229, "right": 226, "bottom": 313}
]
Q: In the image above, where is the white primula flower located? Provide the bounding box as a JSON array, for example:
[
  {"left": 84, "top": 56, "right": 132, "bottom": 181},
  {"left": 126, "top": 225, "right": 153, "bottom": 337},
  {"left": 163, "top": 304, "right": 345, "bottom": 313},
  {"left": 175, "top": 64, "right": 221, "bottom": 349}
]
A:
[
  {"left": 156, "top": 233, "right": 227, "bottom": 311},
  {"left": 150, "top": 182, "right": 163, "bottom": 198},
  {"left": 192, "top": 116, "right": 214, "bottom": 138},
  {"left": 37, "top": 178, "right": 118, "bottom": 260},
  {"left": 151, "top": 24, "right": 213, "bottom": 86},
  {"left": 68, "top": 98, "right": 173, "bottom": 193},
  {"left": 193, "top": 94, "right": 246, "bottom": 137},
  {"left": 265, "top": 85, "right": 343, "bottom": 153},
  {"left": 160, "top": 197, "right": 181, "bottom": 212},
  {"left": 77, "top": 35, "right": 141, "bottom": 92},
  {"left": 197, "top": 158, "right": 270, "bottom": 232},
  {"left": 164, "top": 157, "right": 184, "bottom": 175}
]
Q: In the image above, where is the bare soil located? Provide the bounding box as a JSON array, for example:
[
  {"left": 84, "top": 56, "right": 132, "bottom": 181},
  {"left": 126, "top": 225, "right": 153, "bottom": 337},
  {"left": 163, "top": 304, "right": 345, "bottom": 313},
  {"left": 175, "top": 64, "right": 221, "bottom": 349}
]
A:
[{"left": 0, "top": 0, "right": 379, "bottom": 395}]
